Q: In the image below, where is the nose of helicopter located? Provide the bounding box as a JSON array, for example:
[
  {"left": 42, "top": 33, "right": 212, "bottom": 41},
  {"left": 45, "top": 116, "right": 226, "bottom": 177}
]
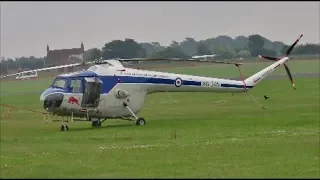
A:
[{"left": 40, "top": 92, "right": 64, "bottom": 111}]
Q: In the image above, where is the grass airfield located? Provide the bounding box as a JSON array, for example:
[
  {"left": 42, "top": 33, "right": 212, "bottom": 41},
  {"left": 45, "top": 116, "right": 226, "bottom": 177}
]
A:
[{"left": 0, "top": 59, "right": 319, "bottom": 178}]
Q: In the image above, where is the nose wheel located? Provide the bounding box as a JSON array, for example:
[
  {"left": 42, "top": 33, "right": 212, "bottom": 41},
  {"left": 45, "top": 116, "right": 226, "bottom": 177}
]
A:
[{"left": 60, "top": 116, "right": 69, "bottom": 131}]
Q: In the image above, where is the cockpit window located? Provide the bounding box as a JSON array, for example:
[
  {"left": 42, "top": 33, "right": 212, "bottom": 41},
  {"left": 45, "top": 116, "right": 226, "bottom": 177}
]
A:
[
  {"left": 70, "top": 79, "right": 83, "bottom": 93},
  {"left": 52, "top": 78, "right": 67, "bottom": 89}
]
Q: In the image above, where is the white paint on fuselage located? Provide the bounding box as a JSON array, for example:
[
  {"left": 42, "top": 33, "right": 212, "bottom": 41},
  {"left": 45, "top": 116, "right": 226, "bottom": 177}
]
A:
[{"left": 45, "top": 57, "right": 290, "bottom": 119}]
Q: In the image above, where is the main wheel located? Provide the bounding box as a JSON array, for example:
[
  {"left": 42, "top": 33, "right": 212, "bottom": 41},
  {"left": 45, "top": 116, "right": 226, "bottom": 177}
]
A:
[
  {"left": 136, "top": 118, "right": 146, "bottom": 126},
  {"left": 92, "top": 120, "right": 101, "bottom": 127},
  {"left": 60, "top": 124, "right": 69, "bottom": 131}
]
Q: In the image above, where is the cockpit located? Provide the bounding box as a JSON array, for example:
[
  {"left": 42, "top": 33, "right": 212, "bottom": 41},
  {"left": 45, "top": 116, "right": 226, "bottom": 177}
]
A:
[
  {"left": 40, "top": 71, "right": 104, "bottom": 113},
  {"left": 50, "top": 71, "right": 102, "bottom": 95}
]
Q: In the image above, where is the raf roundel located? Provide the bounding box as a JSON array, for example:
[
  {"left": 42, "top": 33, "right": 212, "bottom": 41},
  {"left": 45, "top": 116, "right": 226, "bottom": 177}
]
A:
[{"left": 174, "top": 77, "right": 183, "bottom": 87}]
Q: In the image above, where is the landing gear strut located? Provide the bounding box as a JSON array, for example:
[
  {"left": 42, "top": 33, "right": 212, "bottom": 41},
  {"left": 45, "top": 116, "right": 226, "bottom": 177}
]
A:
[
  {"left": 123, "top": 102, "right": 146, "bottom": 126},
  {"left": 60, "top": 117, "right": 69, "bottom": 131}
]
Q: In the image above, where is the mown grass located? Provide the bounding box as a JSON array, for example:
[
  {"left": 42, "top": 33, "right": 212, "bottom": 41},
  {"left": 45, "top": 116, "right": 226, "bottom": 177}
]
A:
[{"left": 0, "top": 59, "right": 319, "bottom": 178}]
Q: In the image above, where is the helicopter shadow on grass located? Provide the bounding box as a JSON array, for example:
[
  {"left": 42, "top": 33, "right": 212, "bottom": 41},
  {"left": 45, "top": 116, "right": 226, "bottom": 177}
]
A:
[{"left": 68, "top": 122, "right": 137, "bottom": 132}]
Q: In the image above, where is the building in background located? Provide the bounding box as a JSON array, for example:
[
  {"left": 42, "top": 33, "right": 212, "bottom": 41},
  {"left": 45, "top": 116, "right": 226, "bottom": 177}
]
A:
[{"left": 46, "top": 42, "right": 85, "bottom": 72}]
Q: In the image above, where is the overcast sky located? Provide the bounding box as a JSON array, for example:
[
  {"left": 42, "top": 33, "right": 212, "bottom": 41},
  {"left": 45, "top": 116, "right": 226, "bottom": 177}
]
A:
[{"left": 1, "top": 1, "right": 319, "bottom": 58}]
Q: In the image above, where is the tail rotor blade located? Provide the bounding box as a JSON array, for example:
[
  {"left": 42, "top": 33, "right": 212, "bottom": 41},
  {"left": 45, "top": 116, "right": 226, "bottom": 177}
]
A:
[
  {"left": 284, "top": 63, "right": 296, "bottom": 90},
  {"left": 285, "top": 34, "right": 303, "bottom": 56}
]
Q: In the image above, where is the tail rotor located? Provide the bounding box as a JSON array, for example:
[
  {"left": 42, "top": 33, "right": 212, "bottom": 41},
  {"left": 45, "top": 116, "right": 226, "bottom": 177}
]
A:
[{"left": 258, "top": 34, "right": 303, "bottom": 90}]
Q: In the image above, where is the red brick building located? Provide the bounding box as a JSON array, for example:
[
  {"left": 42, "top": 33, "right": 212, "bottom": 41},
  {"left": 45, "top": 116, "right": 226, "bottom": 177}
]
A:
[{"left": 46, "top": 43, "right": 85, "bottom": 72}]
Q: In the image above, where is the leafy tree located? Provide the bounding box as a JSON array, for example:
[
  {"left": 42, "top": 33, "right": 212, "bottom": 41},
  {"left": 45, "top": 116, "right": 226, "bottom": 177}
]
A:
[
  {"left": 248, "top": 34, "right": 265, "bottom": 49},
  {"left": 140, "top": 43, "right": 155, "bottom": 57},
  {"left": 151, "top": 46, "right": 189, "bottom": 58},
  {"left": 272, "top": 41, "right": 285, "bottom": 55},
  {"left": 140, "top": 42, "right": 165, "bottom": 58},
  {"left": 214, "top": 35, "right": 235, "bottom": 49},
  {"left": 234, "top": 36, "right": 249, "bottom": 49},
  {"left": 291, "top": 44, "right": 320, "bottom": 55},
  {"left": 170, "top": 41, "right": 180, "bottom": 48},
  {"left": 179, "top": 37, "right": 198, "bottom": 56},
  {"left": 223, "top": 48, "right": 237, "bottom": 59},
  {"left": 213, "top": 45, "right": 236, "bottom": 59},
  {"left": 262, "top": 37, "right": 278, "bottom": 53},
  {"left": 196, "top": 42, "right": 212, "bottom": 55},
  {"left": 101, "top": 38, "right": 146, "bottom": 59},
  {"left": 85, "top": 48, "right": 101, "bottom": 61},
  {"left": 248, "top": 34, "right": 265, "bottom": 56},
  {"left": 236, "top": 50, "right": 251, "bottom": 58}
]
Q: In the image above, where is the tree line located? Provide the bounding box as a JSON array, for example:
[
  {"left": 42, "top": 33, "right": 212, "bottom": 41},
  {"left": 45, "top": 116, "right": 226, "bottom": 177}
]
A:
[{"left": 1, "top": 34, "right": 319, "bottom": 73}]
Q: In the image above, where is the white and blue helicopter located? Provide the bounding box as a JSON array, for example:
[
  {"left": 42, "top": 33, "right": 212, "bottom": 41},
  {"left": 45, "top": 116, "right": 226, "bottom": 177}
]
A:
[{"left": 0, "top": 34, "right": 303, "bottom": 131}]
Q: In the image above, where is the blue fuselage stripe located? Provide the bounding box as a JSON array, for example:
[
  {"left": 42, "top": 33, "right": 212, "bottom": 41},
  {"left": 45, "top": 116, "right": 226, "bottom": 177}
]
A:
[
  {"left": 115, "top": 76, "right": 252, "bottom": 91},
  {"left": 220, "top": 84, "right": 253, "bottom": 88},
  {"left": 118, "top": 76, "right": 201, "bottom": 86},
  {"left": 47, "top": 75, "right": 253, "bottom": 95}
]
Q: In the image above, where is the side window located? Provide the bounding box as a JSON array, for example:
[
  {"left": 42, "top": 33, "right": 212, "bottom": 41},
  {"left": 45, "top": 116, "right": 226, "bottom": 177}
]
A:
[{"left": 70, "top": 79, "right": 83, "bottom": 93}]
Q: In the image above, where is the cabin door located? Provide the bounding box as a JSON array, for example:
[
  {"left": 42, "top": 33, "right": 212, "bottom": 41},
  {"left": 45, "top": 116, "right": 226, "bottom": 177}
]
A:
[{"left": 81, "top": 77, "right": 103, "bottom": 108}]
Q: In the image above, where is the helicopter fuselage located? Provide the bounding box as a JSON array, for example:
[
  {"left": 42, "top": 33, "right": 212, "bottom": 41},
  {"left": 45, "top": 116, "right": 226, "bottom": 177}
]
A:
[
  {"left": 40, "top": 63, "right": 254, "bottom": 119},
  {"left": 40, "top": 55, "right": 290, "bottom": 120}
]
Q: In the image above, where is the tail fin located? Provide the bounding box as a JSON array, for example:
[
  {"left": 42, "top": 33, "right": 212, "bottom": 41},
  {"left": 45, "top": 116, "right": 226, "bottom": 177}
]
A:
[{"left": 244, "top": 34, "right": 303, "bottom": 89}]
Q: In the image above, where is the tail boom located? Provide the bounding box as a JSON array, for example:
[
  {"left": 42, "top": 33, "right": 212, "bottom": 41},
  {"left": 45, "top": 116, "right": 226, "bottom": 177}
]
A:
[{"left": 244, "top": 57, "right": 289, "bottom": 87}]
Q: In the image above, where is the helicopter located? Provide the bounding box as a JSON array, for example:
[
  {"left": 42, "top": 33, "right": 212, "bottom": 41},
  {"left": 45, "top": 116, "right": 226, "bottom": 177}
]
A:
[{"left": 0, "top": 34, "right": 303, "bottom": 131}]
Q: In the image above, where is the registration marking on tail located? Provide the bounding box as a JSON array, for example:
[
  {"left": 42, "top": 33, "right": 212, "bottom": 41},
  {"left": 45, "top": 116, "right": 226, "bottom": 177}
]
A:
[{"left": 274, "top": 64, "right": 281, "bottom": 69}]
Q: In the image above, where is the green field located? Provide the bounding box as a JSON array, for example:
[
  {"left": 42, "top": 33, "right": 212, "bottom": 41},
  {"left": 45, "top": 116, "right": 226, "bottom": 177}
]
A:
[{"left": 0, "top": 60, "right": 319, "bottom": 178}]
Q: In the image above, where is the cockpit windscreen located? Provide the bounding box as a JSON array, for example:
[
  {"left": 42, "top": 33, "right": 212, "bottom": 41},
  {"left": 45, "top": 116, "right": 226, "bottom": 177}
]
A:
[{"left": 52, "top": 78, "right": 67, "bottom": 89}]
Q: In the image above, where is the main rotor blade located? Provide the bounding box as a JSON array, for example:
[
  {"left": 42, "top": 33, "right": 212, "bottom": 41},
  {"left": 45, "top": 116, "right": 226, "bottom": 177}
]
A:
[
  {"left": 0, "top": 62, "right": 85, "bottom": 79},
  {"left": 0, "top": 72, "right": 20, "bottom": 79},
  {"left": 284, "top": 63, "right": 296, "bottom": 90},
  {"left": 285, "top": 34, "right": 303, "bottom": 57},
  {"left": 117, "top": 58, "right": 184, "bottom": 61},
  {"left": 258, "top": 55, "right": 281, "bottom": 61},
  {"left": 115, "top": 57, "right": 243, "bottom": 65}
]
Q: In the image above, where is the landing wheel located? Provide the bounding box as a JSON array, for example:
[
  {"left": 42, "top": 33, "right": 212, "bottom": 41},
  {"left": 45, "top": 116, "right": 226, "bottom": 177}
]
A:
[
  {"left": 92, "top": 120, "right": 102, "bottom": 128},
  {"left": 60, "top": 124, "right": 69, "bottom": 131},
  {"left": 135, "top": 118, "right": 146, "bottom": 126}
]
